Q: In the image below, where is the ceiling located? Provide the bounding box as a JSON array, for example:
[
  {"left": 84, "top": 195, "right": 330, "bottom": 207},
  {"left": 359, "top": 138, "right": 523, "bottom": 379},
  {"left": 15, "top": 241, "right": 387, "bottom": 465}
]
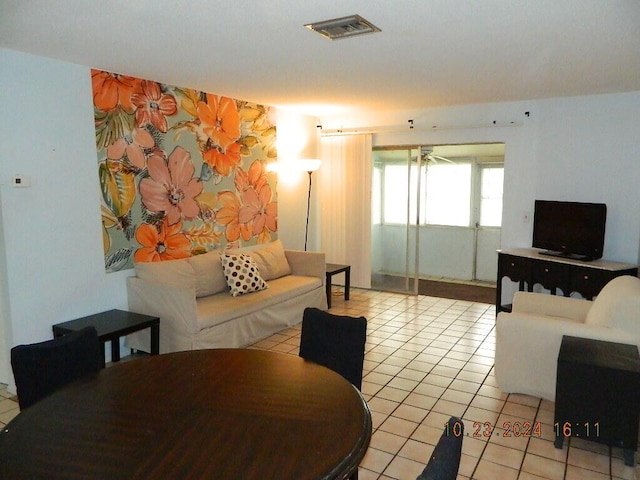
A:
[{"left": 2, "top": 0, "right": 639, "bottom": 118}]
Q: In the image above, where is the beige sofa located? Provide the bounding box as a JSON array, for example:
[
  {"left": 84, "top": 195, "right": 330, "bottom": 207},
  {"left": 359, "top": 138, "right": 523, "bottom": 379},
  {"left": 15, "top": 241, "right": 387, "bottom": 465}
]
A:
[
  {"left": 495, "top": 275, "right": 640, "bottom": 401},
  {"left": 126, "top": 240, "right": 327, "bottom": 353}
]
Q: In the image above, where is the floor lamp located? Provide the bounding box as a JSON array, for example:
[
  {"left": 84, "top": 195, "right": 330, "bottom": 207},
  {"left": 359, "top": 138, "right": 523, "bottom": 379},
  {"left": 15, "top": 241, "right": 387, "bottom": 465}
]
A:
[{"left": 297, "top": 159, "right": 321, "bottom": 251}]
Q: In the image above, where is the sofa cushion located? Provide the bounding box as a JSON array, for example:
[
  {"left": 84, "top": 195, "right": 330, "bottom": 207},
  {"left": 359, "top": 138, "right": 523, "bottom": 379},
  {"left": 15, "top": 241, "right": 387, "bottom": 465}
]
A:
[
  {"left": 232, "top": 240, "right": 292, "bottom": 281},
  {"left": 221, "top": 253, "right": 268, "bottom": 297},
  {"left": 187, "top": 249, "right": 227, "bottom": 297},
  {"left": 134, "top": 257, "right": 196, "bottom": 289},
  {"left": 585, "top": 275, "right": 640, "bottom": 330},
  {"left": 196, "top": 275, "right": 322, "bottom": 329}
]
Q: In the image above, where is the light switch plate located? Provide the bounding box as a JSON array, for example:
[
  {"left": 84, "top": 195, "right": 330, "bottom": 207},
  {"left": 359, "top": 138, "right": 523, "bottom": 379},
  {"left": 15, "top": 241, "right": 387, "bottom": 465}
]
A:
[{"left": 13, "top": 175, "right": 31, "bottom": 187}]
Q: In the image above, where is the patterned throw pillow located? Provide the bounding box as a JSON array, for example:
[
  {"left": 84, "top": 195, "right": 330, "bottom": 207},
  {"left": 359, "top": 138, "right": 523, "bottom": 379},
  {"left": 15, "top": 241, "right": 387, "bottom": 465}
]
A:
[{"left": 220, "top": 253, "right": 268, "bottom": 297}]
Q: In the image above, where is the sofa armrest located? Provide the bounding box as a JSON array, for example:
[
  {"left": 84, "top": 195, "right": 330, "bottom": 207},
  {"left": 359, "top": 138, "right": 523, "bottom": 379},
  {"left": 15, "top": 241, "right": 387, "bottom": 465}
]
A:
[
  {"left": 512, "top": 291, "right": 592, "bottom": 321},
  {"left": 285, "top": 250, "right": 326, "bottom": 282},
  {"left": 127, "top": 276, "right": 199, "bottom": 335}
]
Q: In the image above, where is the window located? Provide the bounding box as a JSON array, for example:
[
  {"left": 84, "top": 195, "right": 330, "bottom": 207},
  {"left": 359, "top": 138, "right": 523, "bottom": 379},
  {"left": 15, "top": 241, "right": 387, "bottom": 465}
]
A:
[
  {"left": 382, "top": 163, "right": 420, "bottom": 224},
  {"left": 424, "top": 163, "right": 472, "bottom": 226},
  {"left": 479, "top": 166, "right": 504, "bottom": 227},
  {"left": 372, "top": 167, "right": 382, "bottom": 224},
  {"left": 373, "top": 146, "right": 504, "bottom": 228}
]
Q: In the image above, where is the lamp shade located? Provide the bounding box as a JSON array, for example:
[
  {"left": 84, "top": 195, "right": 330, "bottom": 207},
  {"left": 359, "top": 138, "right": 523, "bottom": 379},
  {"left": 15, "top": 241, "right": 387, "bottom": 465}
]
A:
[{"left": 297, "top": 159, "right": 321, "bottom": 173}]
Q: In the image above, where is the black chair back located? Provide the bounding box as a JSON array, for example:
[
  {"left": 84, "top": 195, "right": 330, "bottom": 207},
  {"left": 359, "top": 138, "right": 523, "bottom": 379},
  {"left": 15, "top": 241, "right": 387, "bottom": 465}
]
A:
[
  {"left": 416, "top": 416, "right": 464, "bottom": 480},
  {"left": 299, "top": 307, "right": 367, "bottom": 390},
  {"left": 11, "top": 326, "right": 102, "bottom": 410}
]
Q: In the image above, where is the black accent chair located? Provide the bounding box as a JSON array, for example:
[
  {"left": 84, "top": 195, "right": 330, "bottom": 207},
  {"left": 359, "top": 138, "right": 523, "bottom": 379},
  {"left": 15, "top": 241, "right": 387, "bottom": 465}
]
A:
[
  {"left": 10, "top": 326, "right": 103, "bottom": 410},
  {"left": 299, "top": 307, "right": 367, "bottom": 390},
  {"left": 299, "top": 307, "right": 367, "bottom": 480},
  {"left": 416, "top": 416, "right": 464, "bottom": 480}
]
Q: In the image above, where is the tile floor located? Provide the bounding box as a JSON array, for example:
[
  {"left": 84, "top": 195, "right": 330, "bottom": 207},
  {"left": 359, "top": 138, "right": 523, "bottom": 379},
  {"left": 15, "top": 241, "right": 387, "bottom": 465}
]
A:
[
  {"left": 0, "top": 383, "right": 19, "bottom": 428},
  {"left": 250, "top": 288, "right": 639, "bottom": 480},
  {"left": 1, "top": 287, "right": 638, "bottom": 479}
]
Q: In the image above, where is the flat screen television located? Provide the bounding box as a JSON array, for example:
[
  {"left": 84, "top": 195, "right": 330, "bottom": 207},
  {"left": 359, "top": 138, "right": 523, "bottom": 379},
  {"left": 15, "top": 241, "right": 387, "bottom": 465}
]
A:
[{"left": 532, "top": 200, "right": 607, "bottom": 261}]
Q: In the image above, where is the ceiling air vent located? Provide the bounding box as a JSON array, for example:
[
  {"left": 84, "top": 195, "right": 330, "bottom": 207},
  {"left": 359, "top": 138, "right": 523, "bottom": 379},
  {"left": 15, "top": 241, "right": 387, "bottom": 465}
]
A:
[{"left": 304, "top": 14, "right": 381, "bottom": 40}]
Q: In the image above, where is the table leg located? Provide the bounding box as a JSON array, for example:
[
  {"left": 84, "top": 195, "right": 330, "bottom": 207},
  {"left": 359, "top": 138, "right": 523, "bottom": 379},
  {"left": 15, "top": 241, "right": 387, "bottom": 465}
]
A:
[
  {"left": 624, "top": 449, "right": 635, "bottom": 467},
  {"left": 150, "top": 323, "right": 160, "bottom": 355},
  {"left": 344, "top": 267, "right": 350, "bottom": 301},
  {"left": 111, "top": 339, "right": 121, "bottom": 362},
  {"left": 99, "top": 342, "right": 107, "bottom": 368},
  {"left": 553, "top": 436, "right": 563, "bottom": 449},
  {"left": 326, "top": 275, "right": 332, "bottom": 310}
]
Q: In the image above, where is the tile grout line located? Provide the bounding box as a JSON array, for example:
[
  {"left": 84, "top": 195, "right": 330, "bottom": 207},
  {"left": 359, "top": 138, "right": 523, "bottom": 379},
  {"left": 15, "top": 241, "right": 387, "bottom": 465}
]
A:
[
  {"left": 227, "top": 291, "right": 634, "bottom": 480},
  {"left": 366, "top": 301, "right": 496, "bottom": 478}
]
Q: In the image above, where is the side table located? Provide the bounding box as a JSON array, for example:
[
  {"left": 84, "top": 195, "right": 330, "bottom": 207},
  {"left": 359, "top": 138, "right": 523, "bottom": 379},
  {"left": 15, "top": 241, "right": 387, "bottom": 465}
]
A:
[
  {"left": 326, "top": 263, "right": 351, "bottom": 309},
  {"left": 53, "top": 309, "right": 159, "bottom": 367},
  {"left": 553, "top": 335, "right": 640, "bottom": 466}
]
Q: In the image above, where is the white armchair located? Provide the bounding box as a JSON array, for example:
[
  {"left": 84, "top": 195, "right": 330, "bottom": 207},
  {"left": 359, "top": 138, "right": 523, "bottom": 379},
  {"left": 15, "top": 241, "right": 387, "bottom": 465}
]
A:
[{"left": 495, "top": 275, "right": 640, "bottom": 401}]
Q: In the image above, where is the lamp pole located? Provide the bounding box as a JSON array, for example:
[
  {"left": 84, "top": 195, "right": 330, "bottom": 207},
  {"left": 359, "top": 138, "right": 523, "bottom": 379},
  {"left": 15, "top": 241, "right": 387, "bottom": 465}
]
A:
[
  {"left": 304, "top": 170, "right": 313, "bottom": 251},
  {"left": 293, "top": 158, "right": 320, "bottom": 251}
]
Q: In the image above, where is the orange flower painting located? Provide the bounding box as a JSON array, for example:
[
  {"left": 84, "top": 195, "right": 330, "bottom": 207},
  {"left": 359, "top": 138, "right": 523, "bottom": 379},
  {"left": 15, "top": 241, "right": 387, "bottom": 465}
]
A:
[
  {"left": 239, "top": 185, "right": 277, "bottom": 236},
  {"left": 198, "top": 94, "right": 242, "bottom": 176},
  {"left": 131, "top": 80, "right": 178, "bottom": 133},
  {"left": 198, "top": 94, "right": 241, "bottom": 148},
  {"left": 202, "top": 141, "right": 242, "bottom": 177},
  {"left": 91, "top": 70, "right": 140, "bottom": 112},
  {"left": 106, "top": 126, "right": 155, "bottom": 169},
  {"left": 134, "top": 219, "right": 191, "bottom": 263},
  {"left": 216, "top": 191, "right": 253, "bottom": 243},
  {"left": 92, "top": 69, "right": 278, "bottom": 272},
  {"left": 139, "top": 146, "right": 204, "bottom": 226}
]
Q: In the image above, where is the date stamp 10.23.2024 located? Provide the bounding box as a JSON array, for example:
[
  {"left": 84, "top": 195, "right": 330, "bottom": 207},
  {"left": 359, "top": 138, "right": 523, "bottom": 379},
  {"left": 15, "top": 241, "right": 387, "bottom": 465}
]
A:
[{"left": 444, "top": 420, "right": 543, "bottom": 438}]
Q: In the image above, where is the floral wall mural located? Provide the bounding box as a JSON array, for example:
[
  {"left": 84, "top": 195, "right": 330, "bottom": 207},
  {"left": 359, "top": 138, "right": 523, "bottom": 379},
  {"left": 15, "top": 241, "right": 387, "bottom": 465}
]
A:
[{"left": 91, "top": 70, "right": 278, "bottom": 272}]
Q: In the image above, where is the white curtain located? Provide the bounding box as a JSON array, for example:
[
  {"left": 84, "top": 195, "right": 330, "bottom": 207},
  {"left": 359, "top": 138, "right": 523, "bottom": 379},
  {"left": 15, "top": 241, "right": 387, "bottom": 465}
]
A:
[{"left": 318, "top": 134, "right": 372, "bottom": 288}]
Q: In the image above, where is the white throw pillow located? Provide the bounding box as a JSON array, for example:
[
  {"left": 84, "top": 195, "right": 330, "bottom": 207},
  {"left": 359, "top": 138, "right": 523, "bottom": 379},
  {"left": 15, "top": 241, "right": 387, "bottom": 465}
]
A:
[
  {"left": 187, "top": 249, "right": 227, "bottom": 297},
  {"left": 220, "top": 253, "right": 268, "bottom": 297},
  {"left": 134, "top": 257, "right": 196, "bottom": 289},
  {"left": 246, "top": 240, "right": 292, "bottom": 281}
]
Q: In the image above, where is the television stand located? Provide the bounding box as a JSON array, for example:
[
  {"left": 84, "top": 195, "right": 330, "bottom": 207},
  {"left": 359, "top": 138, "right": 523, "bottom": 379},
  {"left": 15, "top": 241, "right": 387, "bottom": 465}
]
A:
[
  {"left": 539, "top": 250, "right": 595, "bottom": 262},
  {"left": 496, "top": 248, "right": 638, "bottom": 314}
]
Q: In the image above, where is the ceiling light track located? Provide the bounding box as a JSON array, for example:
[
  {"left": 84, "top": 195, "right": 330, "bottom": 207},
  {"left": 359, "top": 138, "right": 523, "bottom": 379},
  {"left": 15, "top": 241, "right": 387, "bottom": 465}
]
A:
[{"left": 319, "top": 121, "right": 523, "bottom": 137}]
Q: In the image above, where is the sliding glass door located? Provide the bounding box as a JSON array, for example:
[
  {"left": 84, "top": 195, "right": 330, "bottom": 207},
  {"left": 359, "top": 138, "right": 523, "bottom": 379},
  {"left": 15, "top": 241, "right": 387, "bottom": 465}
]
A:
[
  {"left": 371, "top": 144, "right": 504, "bottom": 292},
  {"left": 371, "top": 147, "right": 422, "bottom": 294}
]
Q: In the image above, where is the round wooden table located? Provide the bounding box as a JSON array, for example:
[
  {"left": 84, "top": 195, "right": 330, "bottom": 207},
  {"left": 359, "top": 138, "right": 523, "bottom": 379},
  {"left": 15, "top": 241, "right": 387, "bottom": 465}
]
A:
[{"left": 0, "top": 349, "right": 372, "bottom": 479}]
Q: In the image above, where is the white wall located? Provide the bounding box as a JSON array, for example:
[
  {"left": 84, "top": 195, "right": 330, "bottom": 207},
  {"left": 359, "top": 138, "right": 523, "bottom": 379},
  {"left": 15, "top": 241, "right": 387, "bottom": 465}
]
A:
[
  {"left": 0, "top": 195, "right": 12, "bottom": 384},
  {"left": 374, "top": 225, "right": 500, "bottom": 282},
  {"left": 376, "top": 225, "right": 476, "bottom": 279},
  {"left": 0, "top": 49, "right": 131, "bottom": 386},
  {"left": 533, "top": 94, "right": 640, "bottom": 262},
  {"left": 274, "top": 110, "right": 321, "bottom": 251}
]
